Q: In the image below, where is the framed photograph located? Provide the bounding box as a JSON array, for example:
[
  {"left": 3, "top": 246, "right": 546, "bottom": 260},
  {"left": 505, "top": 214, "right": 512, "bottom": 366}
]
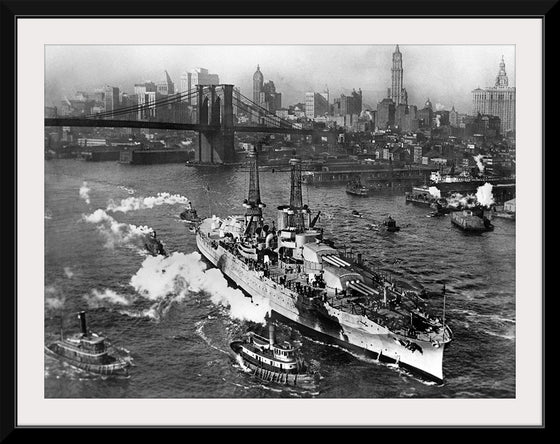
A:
[{"left": 4, "top": 0, "right": 549, "bottom": 432}]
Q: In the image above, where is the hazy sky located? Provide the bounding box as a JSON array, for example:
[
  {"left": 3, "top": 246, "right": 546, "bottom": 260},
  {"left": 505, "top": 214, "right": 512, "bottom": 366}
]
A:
[{"left": 45, "top": 45, "right": 515, "bottom": 113}]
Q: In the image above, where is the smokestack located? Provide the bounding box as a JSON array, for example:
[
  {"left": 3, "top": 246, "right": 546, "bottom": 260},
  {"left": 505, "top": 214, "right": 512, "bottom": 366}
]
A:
[
  {"left": 78, "top": 311, "right": 87, "bottom": 336},
  {"left": 268, "top": 323, "right": 275, "bottom": 346}
]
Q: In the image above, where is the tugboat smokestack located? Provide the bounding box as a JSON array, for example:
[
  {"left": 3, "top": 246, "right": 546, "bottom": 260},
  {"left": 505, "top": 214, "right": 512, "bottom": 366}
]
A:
[
  {"left": 78, "top": 311, "right": 87, "bottom": 336},
  {"left": 268, "top": 323, "right": 275, "bottom": 346}
]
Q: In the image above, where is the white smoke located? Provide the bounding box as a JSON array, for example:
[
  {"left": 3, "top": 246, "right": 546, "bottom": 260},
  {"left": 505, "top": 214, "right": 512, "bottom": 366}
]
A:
[
  {"left": 83, "top": 288, "right": 134, "bottom": 308},
  {"left": 446, "top": 192, "right": 477, "bottom": 209},
  {"left": 83, "top": 209, "right": 153, "bottom": 250},
  {"left": 435, "top": 115, "right": 441, "bottom": 127},
  {"left": 79, "top": 182, "right": 91, "bottom": 205},
  {"left": 106, "top": 192, "right": 190, "bottom": 213},
  {"left": 63, "top": 267, "right": 74, "bottom": 278},
  {"left": 476, "top": 183, "right": 495, "bottom": 208},
  {"left": 428, "top": 186, "right": 441, "bottom": 199},
  {"left": 473, "top": 155, "right": 485, "bottom": 174},
  {"left": 129, "top": 252, "right": 271, "bottom": 324},
  {"left": 435, "top": 103, "right": 446, "bottom": 111},
  {"left": 45, "top": 286, "right": 65, "bottom": 310}
]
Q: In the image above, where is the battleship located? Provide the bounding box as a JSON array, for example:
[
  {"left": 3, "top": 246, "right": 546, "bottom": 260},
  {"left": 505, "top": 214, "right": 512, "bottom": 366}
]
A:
[{"left": 196, "top": 147, "right": 452, "bottom": 383}]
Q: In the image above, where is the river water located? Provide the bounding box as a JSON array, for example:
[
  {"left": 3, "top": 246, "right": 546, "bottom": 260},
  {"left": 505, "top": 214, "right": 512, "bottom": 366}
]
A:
[{"left": 44, "top": 159, "right": 515, "bottom": 400}]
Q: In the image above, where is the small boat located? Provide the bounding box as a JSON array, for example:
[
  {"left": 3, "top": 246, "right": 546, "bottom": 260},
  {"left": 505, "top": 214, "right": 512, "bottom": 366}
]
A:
[
  {"left": 450, "top": 207, "right": 494, "bottom": 231},
  {"left": 383, "top": 216, "right": 401, "bottom": 232},
  {"left": 180, "top": 202, "right": 201, "bottom": 223},
  {"left": 346, "top": 180, "right": 369, "bottom": 196},
  {"left": 230, "top": 323, "right": 319, "bottom": 389},
  {"left": 45, "top": 311, "right": 130, "bottom": 376},
  {"left": 351, "top": 210, "right": 363, "bottom": 218},
  {"left": 144, "top": 230, "right": 168, "bottom": 256}
]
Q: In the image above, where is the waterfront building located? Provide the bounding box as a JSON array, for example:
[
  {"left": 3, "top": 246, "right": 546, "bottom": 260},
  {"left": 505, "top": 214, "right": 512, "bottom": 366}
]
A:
[{"left": 472, "top": 56, "right": 516, "bottom": 136}]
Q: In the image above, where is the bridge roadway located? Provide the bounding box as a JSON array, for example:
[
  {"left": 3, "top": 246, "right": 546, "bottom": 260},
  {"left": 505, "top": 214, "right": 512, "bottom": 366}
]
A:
[{"left": 44, "top": 118, "right": 335, "bottom": 136}]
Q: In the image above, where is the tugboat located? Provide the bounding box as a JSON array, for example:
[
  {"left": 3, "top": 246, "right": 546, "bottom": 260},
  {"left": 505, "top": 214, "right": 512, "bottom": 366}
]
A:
[
  {"left": 382, "top": 215, "right": 401, "bottom": 232},
  {"left": 231, "top": 323, "right": 319, "bottom": 388},
  {"left": 180, "top": 201, "right": 201, "bottom": 223},
  {"left": 45, "top": 311, "right": 130, "bottom": 376},
  {"left": 144, "top": 230, "right": 168, "bottom": 256},
  {"left": 346, "top": 179, "right": 369, "bottom": 197},
  {"left": 450, "top": 206, "right": 494, "bottom": 231}
]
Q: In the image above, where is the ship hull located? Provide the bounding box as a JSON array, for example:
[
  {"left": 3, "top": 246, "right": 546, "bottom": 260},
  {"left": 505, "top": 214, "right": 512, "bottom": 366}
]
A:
[{"left": 197, "top": 228, "right": 447, "bottom": 383}]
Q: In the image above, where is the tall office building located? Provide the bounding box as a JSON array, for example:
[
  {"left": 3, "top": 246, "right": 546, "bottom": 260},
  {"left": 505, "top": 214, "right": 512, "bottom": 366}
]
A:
[
  {"left": 472, "top": 56, "right": 516, "bottom": 135},
  {"left": 103, "top": 85, "right": 120, "bottom": 113},
  {"left": 179, "top": 68, "right": 219, "bottom": 105},
  {"left": 156, "top": 70, "right": 175, "bottom": 96},
  {"left": 305, "top": 92, "right": 329, "bottom": 119},
  {"left": 253, "top": 65, "right": 264, "bottom": 104},
  {"left": 332, "top": 89, "right": 362, "bottom": 117},
  {"left": 390, "top": 45, "right": 408, "bottom": 106},
  {"left": 134, "top": 81, "right": 157, "bottom": 119}
]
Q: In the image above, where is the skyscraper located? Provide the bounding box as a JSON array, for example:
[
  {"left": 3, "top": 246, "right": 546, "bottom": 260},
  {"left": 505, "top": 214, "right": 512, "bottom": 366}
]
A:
[
  {"left": 179, "top": 68, "right": 219, "bottom": 105},
  {"left": 472, "top": 56, "right": 516, "bottom": 135},
  {"left": 104, "top": 85, "right": 120, "bottom": 113},
  {"left": 390, "top": 45, "right": 408, "bottom": 106},
  {"left": 253, "top": 65, "right": 264, "bottom": 104},
  {"left": 156, "top": 70, "right": 175, "bottom": 96},
  {"left": 305, "top": 92, "right": 329, "bottom": 119}
]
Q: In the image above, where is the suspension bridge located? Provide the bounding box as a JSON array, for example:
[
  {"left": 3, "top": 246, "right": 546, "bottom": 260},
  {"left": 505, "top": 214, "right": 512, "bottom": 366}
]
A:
[{"left": 44, "top": 84, "right": 339, "bottom": 164}]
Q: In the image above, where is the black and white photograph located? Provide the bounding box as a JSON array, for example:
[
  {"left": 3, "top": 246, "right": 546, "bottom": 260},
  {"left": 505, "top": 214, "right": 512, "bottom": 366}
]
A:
[{"left": 12, "top": 14, "right": 543, "bottom": 428}]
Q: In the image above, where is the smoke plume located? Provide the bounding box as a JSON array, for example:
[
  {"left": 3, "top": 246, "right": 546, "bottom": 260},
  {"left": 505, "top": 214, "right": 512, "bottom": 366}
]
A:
[
  {"left": 64, "top": 267, "right": 74, "bottom": 278},
  {"left": 435, "top": 103, "right": 446, "bottom": 111},
  {"left": 45, "top": 286, "right": 65, "bottom": 310},
  {"left": 79, "top": 182, "right": 91, "bottom": 205},
  {"left": 83, "top": 209, "right": 153, "bottom": 250},
  {"left": 129, "top": 252, "right": 271, "bottom": 324},
  {"left": 83, "top": 288, "right": 134, "bottom": 308},
  {"left": 106, "top": 192, "right": 190, "bottom": 213}
]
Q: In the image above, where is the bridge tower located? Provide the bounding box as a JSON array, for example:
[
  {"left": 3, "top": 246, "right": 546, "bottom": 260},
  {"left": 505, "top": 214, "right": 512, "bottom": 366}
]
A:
[{"left": 195, "top": 84, "right": 235, "bottom": 164}]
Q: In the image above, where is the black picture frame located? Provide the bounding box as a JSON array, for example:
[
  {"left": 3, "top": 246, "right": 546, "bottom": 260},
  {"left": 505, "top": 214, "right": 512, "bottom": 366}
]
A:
[{"left": 2, "top": 0, "right": 552, "bottom": 436}]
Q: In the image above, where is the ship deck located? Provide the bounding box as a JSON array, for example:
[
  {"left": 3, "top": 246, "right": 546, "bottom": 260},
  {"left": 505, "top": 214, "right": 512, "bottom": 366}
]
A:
[{"left": 198, "top": 218, "right": 450, "bottom": 345}]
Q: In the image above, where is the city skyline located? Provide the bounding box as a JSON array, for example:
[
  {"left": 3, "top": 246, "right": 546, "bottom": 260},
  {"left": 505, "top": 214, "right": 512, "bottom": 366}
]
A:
[{"left": 45, "top": 45, "right": 514, "bottom": 114}]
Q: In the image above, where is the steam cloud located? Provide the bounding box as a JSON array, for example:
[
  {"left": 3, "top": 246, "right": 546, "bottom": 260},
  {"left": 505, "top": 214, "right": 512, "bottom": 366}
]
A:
[
  {"left": 473, "top": 155, "right": 485, "bottom": 174},
  {"left": 428, "top": 186, "right": 441, "bottom": 199},
  {"left": 106, "top": 192, "right": 190, "bottom": 213},
  {"left": 79, "top": 182, "right": 91, "bottom": 205},
  {"left": 83, "top": 209, "right": 153, "bottom": 250},
  {"left": 130, "top": 252, "right": 271, "bottom": 324},
  {"left": 64, "top": 267, "right": 74, "bottom": 278},
  {"left": 476, "top": 183, "right": 495, "bottom": 208}
]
